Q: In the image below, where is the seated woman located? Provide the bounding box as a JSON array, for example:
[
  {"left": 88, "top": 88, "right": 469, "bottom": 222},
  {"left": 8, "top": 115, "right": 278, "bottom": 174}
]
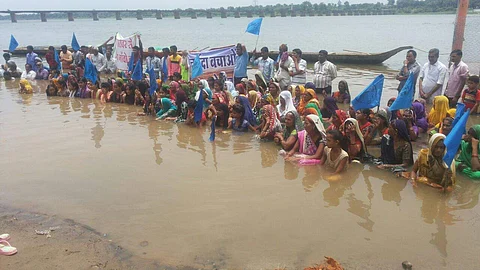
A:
[
  {"left": 274, "top": 110, "right": 303, "bottom": 151},
  {"left": 365, "top": 108, "right": 390, "bottom": 146},
  {"left": 327, "top": 109, "right": 347, "bottom": 131},
  {"left": 277, "top": 90, "right": 296, "bottom": 122},
  {"left": 19, "top": 79, "right": 33, "bottom": 94},
  {"left": 185, "top": 100, "right": 207, "bottom": 127},
  {"left": 156, "top": 98, "right": 177, "bottom": 120},
  {"left": 402, "top": 108, "right": 419, "bottom": 141},
  {"left": 213, "top": 80, "right": 229, "bottom": 105},
  {"left": 236, "top": 95, "right": 258, "bottom": 127},
  {"left": 456, "top": 125, "right": 480, "bottom": 179},
  {"left": 46, "top": 83, "right": 58, "bottom": 96},
  {"left": 285, "top": 114, "right": 326, "bottom": 161},
  {"left": 122, "top": 82, "right": 135, "bottom": 104},
  {"left": 320, "top": 96, "right": 338, "bottom": 120},
  {"left": 254, "top": 71, "right": 267, "bottom": 94},
  {"left": 377, "top": 119, "right": 414, "bottom": 169},
  {"left": 412, "top": 101, "right": 428, "bottom": 133},
  {"left": 427, "top": 95, "right": 450, "bottom": 128},
  {"left": 341, "top": 118, "right": 367, "bottom": 162},
  {"left": 320, "top": 129, "right": 349, "bottom": 173},
  {"left": 68, "top": 81, "right": 79, "bottom": 98},
  {"left": 303, "top": 88, "right": 322, "bottom": 118},
  {"left": 259, "top": 104, "right": 282, "bottom": 140},
  {"left": 429, "top": 116, "right": 453, "bottom": 138},
  {"left": 228, "top": 103, "right": 256, "bottom": 132},
  {"left": 355, "top": 109, "right": 373, "bottom": 139},
  {"left": 293, "top": 85, "right": 305, "bottom": 110},
  {"left": 333, "top": 80, "right": 351, "bottom": 104},
  {"left": 236, "top": 83, "right": 247, "bottom": 97},
  {"left": 409, "top": 133, "right": 455, "bottom": 190},
  {"left": 267, "top": 82, "right": 281, "bottom": 105},
  {"left": 224, "top": 81, "right": 238, "bottom": 100},
  {"left": 214, "top": 103, "right": 230, "bottom": 129}
]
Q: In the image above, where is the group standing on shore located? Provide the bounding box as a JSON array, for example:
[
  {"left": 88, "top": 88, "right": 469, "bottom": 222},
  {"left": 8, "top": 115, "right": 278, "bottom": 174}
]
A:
[{"left": 2, "top": 40, "right": 479, "bottom": 190}]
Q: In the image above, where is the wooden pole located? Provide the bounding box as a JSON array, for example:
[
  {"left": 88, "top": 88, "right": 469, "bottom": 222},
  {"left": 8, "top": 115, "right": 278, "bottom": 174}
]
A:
[{"left": 452, "top": 0, "right": 470, "bottom": 51}]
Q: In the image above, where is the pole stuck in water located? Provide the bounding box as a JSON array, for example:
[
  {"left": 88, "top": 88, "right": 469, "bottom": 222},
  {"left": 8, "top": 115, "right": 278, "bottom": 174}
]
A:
[{"left": 452, "top": 0, "right": 469, "bottom": 51}]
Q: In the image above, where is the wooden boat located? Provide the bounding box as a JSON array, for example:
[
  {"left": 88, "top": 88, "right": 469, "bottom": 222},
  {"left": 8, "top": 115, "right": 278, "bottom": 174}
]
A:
[{"left": 4, "top": 46, "right": 413, "bottom": 65}]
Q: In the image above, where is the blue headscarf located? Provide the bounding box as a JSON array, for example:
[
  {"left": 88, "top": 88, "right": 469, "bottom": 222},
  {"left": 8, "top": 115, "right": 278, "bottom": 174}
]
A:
[{"left": 237, "top": 96, "right": 257, "bottom": 126}]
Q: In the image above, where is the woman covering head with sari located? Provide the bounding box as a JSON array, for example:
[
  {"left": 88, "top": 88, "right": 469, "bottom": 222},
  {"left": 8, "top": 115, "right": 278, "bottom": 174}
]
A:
[
  {"left": 333, "top": 80, "right": 351, "bottom": 104},
  {"left": 156, "top": 98, "right": 178, "bottom": 119},
  {"left": 378, "top": 119, "right": 414, "bottom": 169},
  {"left": 275, "top": 110, "right": 304, "bottom": 151},
  {"left": 303, "top": 88, "right": 322, "bottom": 118},
  {"left": 224, "top": 81, "right": 238, "bottom": 99},
  {"left": 341, "top": 118, "right": 367, "bottom": 162},
  {"left": 293, "top": 85, "right": 305, "bottom": 109},
  {"left": 259, "top": 104, "right": 282, "bottom": 140},
  {"left": 195, "top": 79, "right": 213, "bottom": 110},
  {"left": 428, "top": 95, "right": 450, "bottom": 128},
  {"left": 169, "top": 81, "right": 179, "bottom": 101},
  {"left": 412, "top": 101, "right": 428, "bottom": 132},
  {"left": 327, "top": 109, "right": 347, "bottom": 131},
  {"left": 236, "top": 83, "right": 246, "bottom": 96},
  {"left": 255, "top": 70, "right": 267, "bottom": 94},
  {"left": 365, "top": 107, "right": 390, "bottom": 145},
  {"left": 285, "top": 114, "right": 326, "bottom": 161},
  {"left": 321, "top": 96, "right": 339, "bottom": 119},
  {"left": 237, "top": 95, "right": 258, "bottom": 127},
  {"left": 409, "top": 133, "right": 455, "bottom": 190},
  {"left": 277, "top": 90, "right": 296, "bottom": 121},
  {"left": 456, "top": 125, "right": 480, "bottom": 179},
  {"left": 268, "top": 82, "right": 281, "bottom": 105},
  {"left": 19, "top": 79, "right": 33, "bottom": 94},
  {"left": 261, "top": 93, "right": 276, "bottom": 107}
]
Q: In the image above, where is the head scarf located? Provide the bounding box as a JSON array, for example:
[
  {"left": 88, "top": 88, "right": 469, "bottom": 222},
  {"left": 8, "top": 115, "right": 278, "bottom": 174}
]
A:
[
  {"left": 377, "top": 107, "right": 391, "bottom": 122},
  {"left": 236, "top": 83, "right": 246, "bottom": 95},
  {"left": 247, "top": 80, "right": 257, "bottom": 91},
  {"left": 304, "top": 88, "right": 322, "bottom": 117},
  {"left": 412, "top": 101, "right": 426, "bottom": 119},
  {"left": 262, "top": 93, "right": 276, "bottom": 106},
  {"left": 296, "top": 85, "right": 307, "bottom": 114},
  {"left": 199, "top": 79, "right": 210, "bottom": 91},
  {"left": 417, "top": 133, "right": 456, "bottom": 185},
  {"left": 338, "top": 80, "right": 350, "bottom": 95},
  {"left": 306, "top": 114, "right": 326, "bottom": 139},
  {"left": 323, "top": 96, "right": 338, "bottom": 115},
  {"left": 237, "top": 96, "right": 257, "bottom": 126},
  {"left": 286, "top": 110, "right": 304, "bottom": 132},
  {"left": 388, "top": 97, "right": 396, "bottom": 107},
  {"left": 263, "top": 104, "right": 281, "bottom": 134},
  {"left": 428, "top": 95, "right": 450, "bottom": 126},
  {"left": 305, "top": 88, "right": 317, "bottom": 101},
  {"left": 289, "top": 84, "right": 297, "bottom": 97},
  {"left": 304, "top": 82, "right": 316, "bottom": 90},
  {"left": 269, "top": 82, "right": 281, "bottom": 96},
  {"left": 447, "top": 108, "right": 456, "bottom": 118},
  {"left": 158, "top": 98, "right": 177, "bottom": 116},
  {"left": 332, "top": 109, "right": 348, "bottom": 128},
  {"left": 343, "top": 118, "right": 367, "bottom": 154},
  {"left": 278, "top": 90, "right": 296, "bottom": 117},
  {"left": 169, "top": 81, "right": 179, "bottom": 100},
  {"left": 225, "top": 81, "right": 238, "bottom": 98},
  {"left": 393, "top": 119, "right": 411, "bottom": 142},
  {"left": 248, "top": 90, "right": 259, "bottom": 108},
  {"left": 20, "top": 79, "right": 33, "bottom": 92},
  {"left": 175, "top": 88, "right": 187, "bottom": 108},
  {"left": 255, "top": 70, "right": 267, "bottom": 88}
]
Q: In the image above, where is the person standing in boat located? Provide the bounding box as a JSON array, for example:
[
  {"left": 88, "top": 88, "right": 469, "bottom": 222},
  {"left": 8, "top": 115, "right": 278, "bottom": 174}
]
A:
[
  {"left": 444, "top": 49, "right": 469, "bottom": 107},
  {"left": 395, "top": 49, "right": 420, "bottom": 93},
  {"left": 234, "top": 43, "right": 248, "bottom": 85},
  {"left": 418, "top": 48, "right": 447, "bottom": 104},
  {"left": 313, "top": 50, "right": 337, "bottom": 96},
  {"left": 146, "top": 47, "right": 162, "bottom": 80},
  {"left": 250, "top": 46, "right": 275, "bottom": 83},
  {"left": 87, "top": 47, "right": 106, "bottom": 73},
  {"left": 289, "top": 48, "right": 307, "bottom": 86},
  {"left": 26, "top": 45, "right": 38, "bottom": 72},
  {"left": 274, "top": 44, "right": 293, "bottom": 90}
]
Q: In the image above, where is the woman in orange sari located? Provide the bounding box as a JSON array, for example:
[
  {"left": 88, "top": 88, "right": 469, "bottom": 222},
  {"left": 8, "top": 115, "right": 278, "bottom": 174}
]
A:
[{"left": 302, "top": 88, "right": 322, "bottom": 118}]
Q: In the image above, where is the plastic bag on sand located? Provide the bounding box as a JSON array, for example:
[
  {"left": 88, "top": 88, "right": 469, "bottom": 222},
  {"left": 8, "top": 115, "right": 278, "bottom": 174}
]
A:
[{"left": 304, "top": 257, "right": 344, "bottom": 270}]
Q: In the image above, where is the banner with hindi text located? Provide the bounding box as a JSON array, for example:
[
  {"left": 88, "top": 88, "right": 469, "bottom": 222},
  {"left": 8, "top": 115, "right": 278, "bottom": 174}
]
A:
[
  {"left": 113, "top": 33, "right": 139, "bottom": 71},
  {"left": 188, "top": 45, "right": 237, "bottom": 80}
]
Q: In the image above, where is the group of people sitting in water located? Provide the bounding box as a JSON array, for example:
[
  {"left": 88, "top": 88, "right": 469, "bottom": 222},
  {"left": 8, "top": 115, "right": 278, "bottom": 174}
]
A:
[{"left": 8, "top": 45, "right": 480, "bottom": 192}]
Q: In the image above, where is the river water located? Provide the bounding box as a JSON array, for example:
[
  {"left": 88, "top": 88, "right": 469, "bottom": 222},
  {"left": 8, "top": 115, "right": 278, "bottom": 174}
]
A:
[{"left": 1, "top": 15, "right": 480, "bottom": 269}]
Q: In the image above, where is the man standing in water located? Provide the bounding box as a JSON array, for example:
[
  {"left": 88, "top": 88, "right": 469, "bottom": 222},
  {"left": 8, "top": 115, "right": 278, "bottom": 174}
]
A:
[
  {"left": 234, "top": 43, "right": 248, "bottom": 85},
  {"left": 274, "top": 44, "right": 293, "bottom": 90},
  {"left": 395, "top": 49, "right": 421, "bottom": 92},
  {"left": 444, "top": 49, "right": 469, "bottom": 107},
  {"left": 250, "top": 46, "right": 275, "bottom": 83},
  {"left": 26, "top": 46, "right": 38, "bottom": 72},
  {"left": 419, "top": 48, "right": 447, "bottom": 104},
  {"left": 289, "top": 48, "right": 307, "bottom": 86},
  {"left": 313, "top": 50, "right": 337, "bottom": 96}
]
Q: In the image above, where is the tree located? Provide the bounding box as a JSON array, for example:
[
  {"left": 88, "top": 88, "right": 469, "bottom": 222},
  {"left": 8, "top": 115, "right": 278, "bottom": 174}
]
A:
[{"left": 388, "top": 0, "right": 395, "bottom": 5}]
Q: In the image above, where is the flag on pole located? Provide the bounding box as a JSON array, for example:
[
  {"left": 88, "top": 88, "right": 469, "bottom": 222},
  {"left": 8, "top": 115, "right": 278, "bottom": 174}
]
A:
[
  {"left": 451, "top": 102, "right": 466, "bottom": 127},
  {"left": 128, "top": 52, "right": 135, "bottom": 73},
  {"left": 443, "top": 108, "right": 470, "bottom": 167},
  {"left": 71, "top": 33, "right": 80, "bottom": 51},
  {"left": 84, "top": 58, "right": 97, "bottom": 84},
  {"left": 9, "top": 35, "right": 18, "bottom": 52},
  {"left": 147, "top": 66, "right": 157, "bottom": 95},
  {"left": 390, "top": 73, "right": 415, "bottom": 111},
  {"left": 131, "top": 59, "right": 143, "bottom": 81},
  {"left": 191, "top": 54, "right": 203, "bottom": 79},
  {"left": 54, "top": 48, "right": 62, "bottom": 71},
  {"left": 352, "top": 74, "right": 384, "bottom": 110},
  {"left": 245, "top": 18, "right": 263, "bottom": 35}
]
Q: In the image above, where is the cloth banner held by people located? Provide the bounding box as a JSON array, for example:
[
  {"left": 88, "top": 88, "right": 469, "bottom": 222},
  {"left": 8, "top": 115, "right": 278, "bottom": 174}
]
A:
[
  {"left": 9, "top": 35, "right": 18, "bottom": 52},
  {"left": 71, "top": 33, "right": 80, "bottom": 51},
  {"left": 113, "top": 33, "right": 139, "bottom": 71},
  {"left": 245, "top": 18, "right": 263, "bottom": 35},
  {"left": 188, "top": 45, "right": 237, "bottom": 80},
  {"left": 390, "top": 73, "right": 415, "bottom": 111},
  {"left": 352, "top": 74, "right": 384, "bottom": 110},
  {"left": 443, "top": 108, "right": 470, "bottom": 167},
  {"left": 84, "top": 58, "right": 97, "bottom": 84}
]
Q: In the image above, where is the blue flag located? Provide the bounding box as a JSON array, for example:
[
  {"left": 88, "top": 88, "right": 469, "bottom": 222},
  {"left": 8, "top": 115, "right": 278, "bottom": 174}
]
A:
[
  {"left": 451, "top": 103, "right": 466, "bottom": 127},
  {"left": 210, "top": 116, "right": 216, "bottom": 142},
  {"left": 54, "top": 48, "right": 62, "bottom": 70},
  {"left": 390, "top": 73, "right": 415, "bottom": 111},
  {"left": 128, "top": 52, "right": 134, "bottom": 73},
  {"left": 84, "top": 58, "right": 97, "bottom": 84},
  {"left": 9, "top": 34, "right": 18, "bottom": 52},
  {"left": 352, "top": 74, "right": 384, "bottom": 110},
  {"left": 131, "top": 59, "right": 142, "bottom": 81},
  {"left": 194, "top": 90, "right": 204, "bottom": 124},
  {"left": 71, "top": 33, "right": 80, "bottom": 51},
  {"left": 191, "top": 54, "right": 203, "bottom": 79},
  {"left": 443, "top": 109, "right": 470, "bottom": 167},
  {"left": 245, "top": 18, "right": 263, "bottom": 35},
  {"left": 147, "top": 66, "right": 157, "bottom": 96}
]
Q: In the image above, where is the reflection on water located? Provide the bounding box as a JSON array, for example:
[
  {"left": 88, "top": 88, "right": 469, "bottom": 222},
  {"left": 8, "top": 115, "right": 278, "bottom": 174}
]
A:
[{"left": 1, "top": 75, "right": 480, "bottom": 269}]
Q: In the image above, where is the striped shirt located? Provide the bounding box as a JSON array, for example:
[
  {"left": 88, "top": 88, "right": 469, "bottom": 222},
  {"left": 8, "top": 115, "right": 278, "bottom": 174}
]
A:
[{"left": 313, "top": 60, "right": 337, "bottom": 88}]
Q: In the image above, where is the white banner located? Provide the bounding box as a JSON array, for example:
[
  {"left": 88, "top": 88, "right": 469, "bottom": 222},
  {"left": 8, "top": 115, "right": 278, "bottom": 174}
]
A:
[
  {"left": 188, "top": 45, "right": 237, "bottom": 79},
  {"left": 113, "top": 33, "right": 139, "bottom": 71}
]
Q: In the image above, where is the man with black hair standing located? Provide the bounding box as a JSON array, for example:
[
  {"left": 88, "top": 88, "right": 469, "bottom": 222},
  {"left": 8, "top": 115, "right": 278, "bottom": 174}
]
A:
[
  {"left": 396, "top": 49, "right": 421, "bottom": 92},
  {"left": 313, "top": 50, "right": 337, "bottom": 95}
]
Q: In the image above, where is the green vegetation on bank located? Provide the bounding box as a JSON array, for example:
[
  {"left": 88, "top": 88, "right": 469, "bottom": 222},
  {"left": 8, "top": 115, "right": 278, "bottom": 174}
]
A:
[{"left": 1, "top": 0, "right": 479, "bottom": 20}]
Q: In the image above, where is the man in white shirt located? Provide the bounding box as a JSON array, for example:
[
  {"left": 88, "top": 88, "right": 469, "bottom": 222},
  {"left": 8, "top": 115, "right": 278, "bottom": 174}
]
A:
[
  {"left": 419, "top": 48, "right": 447, "bottom": 104},
  {"left": 250, "top": 46, "right": 275, "bottom": 83},
  {"left": 289, "top": 48, "right": 307, "bottom": 85},
  {"left": 98, "top": 49, "right": 117, "bottom": 74},
  {"left": 274, "top": 44, "right": 293, "bottom": 90},
  {"left": 21, "top": 64, "right": 36, "bottom": 80},
  {"left": 313, "top": 50, "right": 337, "bottom": 95},
  {"left": 145, "top": 47, "right": 162, "bottom": 79},
  {"left": 87, "top": 47, "right": 106, "bottom": 72}
]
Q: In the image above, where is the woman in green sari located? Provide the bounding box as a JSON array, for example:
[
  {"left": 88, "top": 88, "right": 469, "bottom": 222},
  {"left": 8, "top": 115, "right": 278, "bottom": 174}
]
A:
[{"left": 457, "top": 125, "right": 480, "bottom": 179}]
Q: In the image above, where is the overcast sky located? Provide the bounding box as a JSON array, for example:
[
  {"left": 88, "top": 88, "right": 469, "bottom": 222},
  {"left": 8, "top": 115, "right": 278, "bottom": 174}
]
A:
[{"left": 3, "top": 0, "right": 385, "bottom": 10}]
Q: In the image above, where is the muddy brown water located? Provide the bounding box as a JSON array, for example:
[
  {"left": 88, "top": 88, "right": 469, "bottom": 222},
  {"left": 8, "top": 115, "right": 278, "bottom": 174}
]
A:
[{"left": 1, "top": 66, "right": 480, "bottom": 269}]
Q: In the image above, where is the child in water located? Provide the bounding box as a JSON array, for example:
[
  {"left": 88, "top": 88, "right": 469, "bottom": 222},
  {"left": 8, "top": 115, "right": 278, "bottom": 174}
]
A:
[
  {"left": 320, "top": 129, "right": 349, "bottom": 173},
  {"left": 229, "top": 103, "right": 256, "bottom": 132}
]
